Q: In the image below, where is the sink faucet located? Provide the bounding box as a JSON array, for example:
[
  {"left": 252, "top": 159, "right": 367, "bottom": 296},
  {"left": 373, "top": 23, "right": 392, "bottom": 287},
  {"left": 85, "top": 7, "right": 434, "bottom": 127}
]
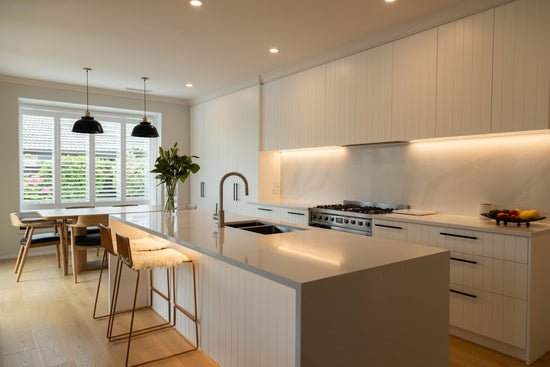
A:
[{"left": 216, "top": 172, "right": 249, "bottom": 228}]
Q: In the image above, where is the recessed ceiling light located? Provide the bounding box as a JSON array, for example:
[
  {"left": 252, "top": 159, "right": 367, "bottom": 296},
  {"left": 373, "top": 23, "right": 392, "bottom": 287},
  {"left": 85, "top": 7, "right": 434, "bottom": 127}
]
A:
[
  {"left": 186, "top": 83, "right": 193, "bottom": 88},
  {"left": 269, "top": 48, "right": 279, "bottom": 54},
  {"left": 190, "top": 0, "right": 202, "bottom": 6},
  {"left": 385, "top": 0, "right": 395, "bottom": 2}
]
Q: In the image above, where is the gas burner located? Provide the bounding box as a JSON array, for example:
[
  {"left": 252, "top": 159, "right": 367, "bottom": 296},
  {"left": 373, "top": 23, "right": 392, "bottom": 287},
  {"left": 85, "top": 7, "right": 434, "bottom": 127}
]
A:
[{"left": 310, "top": 201, "right": 408, "bottom": 236}]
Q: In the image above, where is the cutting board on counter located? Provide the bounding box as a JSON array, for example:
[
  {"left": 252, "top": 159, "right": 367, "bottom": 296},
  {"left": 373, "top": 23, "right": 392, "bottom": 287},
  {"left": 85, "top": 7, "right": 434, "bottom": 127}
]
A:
[{"left": 393, "top": 209, "right": 437, "bottom": 216}]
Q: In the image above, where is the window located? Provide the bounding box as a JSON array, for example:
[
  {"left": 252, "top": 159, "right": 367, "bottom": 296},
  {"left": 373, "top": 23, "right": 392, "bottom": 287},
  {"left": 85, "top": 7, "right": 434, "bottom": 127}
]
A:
[{"left": 19, "top": 100, "right": 160, "bottom": 210}]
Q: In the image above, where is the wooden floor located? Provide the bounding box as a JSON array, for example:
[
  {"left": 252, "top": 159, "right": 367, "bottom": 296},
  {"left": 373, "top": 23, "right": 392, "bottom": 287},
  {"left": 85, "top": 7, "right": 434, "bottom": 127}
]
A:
[{"left": 2, "top": 254, "right": 550, "bottom": 367}]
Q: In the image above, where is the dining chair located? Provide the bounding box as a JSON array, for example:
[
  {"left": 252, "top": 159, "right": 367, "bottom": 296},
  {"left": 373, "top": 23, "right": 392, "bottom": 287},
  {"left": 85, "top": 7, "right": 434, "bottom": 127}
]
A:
[
  {"left": 9, "top": 213, "right": 61, "bottom": 282},
  {"left": 67, "top": 214, "right": 108, "bottom": 283}
]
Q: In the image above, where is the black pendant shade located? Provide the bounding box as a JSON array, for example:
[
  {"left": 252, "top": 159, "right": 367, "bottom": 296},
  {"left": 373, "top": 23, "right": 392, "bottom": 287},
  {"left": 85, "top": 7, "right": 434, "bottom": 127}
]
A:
[
  {"left": 73, "top": 67, "right": 103, "bottom": 134},
  {"left": 131, "top": 121, "right": 159, "bottom": 137},
  {"left": 72, "top": 114, "right": 104, "bottom": 134},
  {"left": 131, "top": 76, "right": 159, "bottom": 138}
]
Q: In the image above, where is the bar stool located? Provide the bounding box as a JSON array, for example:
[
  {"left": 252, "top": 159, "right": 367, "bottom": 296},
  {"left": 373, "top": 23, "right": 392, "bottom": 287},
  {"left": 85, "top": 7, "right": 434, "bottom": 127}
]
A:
[
  {"left": 94, "top": 224, "right": 169, "bottom": 321},
  {"left": 111, "top": 232, "right": 198, "bottom": 367}
]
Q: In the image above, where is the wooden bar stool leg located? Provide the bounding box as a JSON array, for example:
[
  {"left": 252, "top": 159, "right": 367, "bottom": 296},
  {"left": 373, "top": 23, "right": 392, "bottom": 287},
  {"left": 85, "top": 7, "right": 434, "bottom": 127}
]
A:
[{"left": 55, "top": 244, "right": 61, "bottom": 268}]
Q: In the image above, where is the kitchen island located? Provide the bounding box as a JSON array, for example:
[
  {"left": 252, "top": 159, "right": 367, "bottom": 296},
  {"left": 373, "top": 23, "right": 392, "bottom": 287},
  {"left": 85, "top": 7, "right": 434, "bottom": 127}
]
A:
[{"left": 110, "top": 210, "right": 450, "bottom": 367}]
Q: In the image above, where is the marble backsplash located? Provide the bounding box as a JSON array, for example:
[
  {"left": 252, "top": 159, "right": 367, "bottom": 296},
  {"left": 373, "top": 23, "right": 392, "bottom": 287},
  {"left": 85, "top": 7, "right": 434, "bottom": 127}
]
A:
[{"left": 280, "top": 132, "right": 550, "bottom": 219}]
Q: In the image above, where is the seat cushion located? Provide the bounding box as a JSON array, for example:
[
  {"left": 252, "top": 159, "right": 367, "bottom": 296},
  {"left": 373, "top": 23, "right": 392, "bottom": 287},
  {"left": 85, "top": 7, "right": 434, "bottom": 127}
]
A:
[
  {"left": 131, "top": 249, "right": 190, "bottom": 270},
  {"left": 20, "top": 233, "right": 60, "bottom": 245},
  {"left": 130, "top": 237, "right": 169, "bottom": 252},
  {"left": 73, "top": 233, "right": 101, "bottom": 247}
]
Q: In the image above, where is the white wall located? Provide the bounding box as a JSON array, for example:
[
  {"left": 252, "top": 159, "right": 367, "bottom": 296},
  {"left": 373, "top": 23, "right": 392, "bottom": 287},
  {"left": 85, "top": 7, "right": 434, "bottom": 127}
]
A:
[
  {"left": 0, "top": 79, "right": 189, "bottom": 259},
  {"left": 280, "top": 133, "right": 550, "bottom": 219}
]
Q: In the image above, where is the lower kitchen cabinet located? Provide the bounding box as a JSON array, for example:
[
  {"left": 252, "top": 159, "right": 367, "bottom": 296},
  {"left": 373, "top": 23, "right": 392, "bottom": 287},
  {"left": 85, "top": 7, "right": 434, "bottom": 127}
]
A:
[
  {"left": 373, "top": 215, "right": 550, "bottom": 364},
  {"left": 248, "top": 202, "right": 309, "bottom": 226}
]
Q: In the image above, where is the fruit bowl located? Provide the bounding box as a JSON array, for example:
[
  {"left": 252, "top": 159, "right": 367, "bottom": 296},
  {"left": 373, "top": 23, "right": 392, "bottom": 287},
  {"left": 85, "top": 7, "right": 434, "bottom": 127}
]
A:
[{"left": 481, "top": 213, "right": 546, "bottom": 227}]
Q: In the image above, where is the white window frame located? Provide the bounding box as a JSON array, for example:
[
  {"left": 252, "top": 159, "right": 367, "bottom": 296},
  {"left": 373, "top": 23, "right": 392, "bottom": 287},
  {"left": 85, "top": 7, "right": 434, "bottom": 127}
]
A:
[{"left": 18, "top": 98, "right": 161, "bottom": 210}]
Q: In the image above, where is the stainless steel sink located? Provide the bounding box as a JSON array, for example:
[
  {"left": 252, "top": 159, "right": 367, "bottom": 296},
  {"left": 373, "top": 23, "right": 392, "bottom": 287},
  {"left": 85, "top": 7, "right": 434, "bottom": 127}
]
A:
[{"left": 226, "top": 220, "right": 307, "bottom": 235}]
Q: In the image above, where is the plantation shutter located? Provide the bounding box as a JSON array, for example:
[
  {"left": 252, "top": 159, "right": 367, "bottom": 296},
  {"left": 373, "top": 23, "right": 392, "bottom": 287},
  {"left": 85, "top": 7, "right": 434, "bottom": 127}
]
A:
[
  {"left": 60, "top": 118, "right": 89, "bottom": 202},
  {"left": 126, "top": 123, "right": 151, "bottom": 200},
  {"left": 95, "top": 121, "right": 121, "bottom": 201},
  {"left": 21, "top": 113, "right": 55, "bottom": 203}
]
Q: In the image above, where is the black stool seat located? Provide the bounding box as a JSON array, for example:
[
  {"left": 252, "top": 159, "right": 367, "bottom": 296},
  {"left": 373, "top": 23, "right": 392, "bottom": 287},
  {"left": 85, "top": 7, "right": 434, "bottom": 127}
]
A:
[
  {"left": 73, "top": 233, "right": 101, "bottom": 246},
  {"left": 20, "top": 233, "right": 60, "bottom": 245}
]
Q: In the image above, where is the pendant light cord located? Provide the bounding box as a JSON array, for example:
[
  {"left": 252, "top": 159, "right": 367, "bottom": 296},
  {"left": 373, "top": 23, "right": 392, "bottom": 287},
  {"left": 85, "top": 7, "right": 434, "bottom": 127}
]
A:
[
  {"left": 86, "top": 68, "right": 89, "bottom": 113},
  {"left": 143, "top": 77, "right": 147, "bottom": 119}
]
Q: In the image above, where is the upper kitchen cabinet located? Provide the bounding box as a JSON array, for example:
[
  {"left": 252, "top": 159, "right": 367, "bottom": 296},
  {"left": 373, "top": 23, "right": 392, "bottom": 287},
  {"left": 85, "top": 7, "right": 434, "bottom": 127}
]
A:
[
  {"left": 262, "top": 65, "right": 326, "bottom": 151},
  {"left": 391, "top": 28, "right": 438, "bottom": 141},
  {"left": 492, "top": 0, "right": 550, "bottom": 133},
  {"left": 325, "top": 43, "right": 393, "bottom": 145},
  {"left": 436, "top": 10, "right": 494, "bottom": 137},
  {"left": 190, "top": 85, "right": 260, "bottom": 215}
]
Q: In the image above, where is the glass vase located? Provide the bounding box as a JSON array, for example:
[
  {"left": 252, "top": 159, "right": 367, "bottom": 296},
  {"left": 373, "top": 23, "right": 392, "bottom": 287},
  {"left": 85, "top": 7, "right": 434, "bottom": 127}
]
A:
[{"left": 164, "top": 182, "right": 178, "bottom": 215}]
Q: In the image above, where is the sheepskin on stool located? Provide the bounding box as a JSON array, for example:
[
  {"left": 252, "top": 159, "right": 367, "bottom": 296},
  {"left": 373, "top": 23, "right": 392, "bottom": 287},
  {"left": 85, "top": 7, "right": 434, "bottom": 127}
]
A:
[
  {"left": 130, "top": 237, "right": 169, "bottom": 252},
  {"left": 130, "top": 248, "right": 190, "bottom": 270}
]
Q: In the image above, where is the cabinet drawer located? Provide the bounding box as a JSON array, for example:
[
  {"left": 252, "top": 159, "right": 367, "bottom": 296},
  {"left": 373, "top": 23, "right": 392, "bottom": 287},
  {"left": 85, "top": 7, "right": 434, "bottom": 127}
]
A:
[
  {"left": 449, "top": 251, "right": 527, "bottom": 300},
  {"left": 282, "top": 208, "right": 309, "bottom": 226},
  {"left": 248, "top": 204, "right": 280, "bottom": 220},
  {"left": 407, "top": 224, "right": 528, "bottom": 263},
  {"left": 449, "top": 285, "right": 526, "bottom": 349},
  {"left": 373, "top": 219, "right": 408, "bottom": 242}
]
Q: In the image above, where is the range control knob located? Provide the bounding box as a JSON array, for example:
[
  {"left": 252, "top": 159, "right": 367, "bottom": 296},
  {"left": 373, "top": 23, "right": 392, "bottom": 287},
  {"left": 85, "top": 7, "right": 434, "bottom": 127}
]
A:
[
  {"left": 344, "top": 219, "right": 349, "bottom": 224},
  {"left": 330, "top": 217, "right": 334, "bottom": 221},
  {"left": 366, "top": 222, "right": 371, "bottom": 227},
  {"left": 358, "top": 221, "right": 363, "bottom": 226},
  {"left": 324, "top": 216, "right": 329, "bottom": 220},
  {"left": 350, "top": 220, "right": 356, "bottom": 225}
]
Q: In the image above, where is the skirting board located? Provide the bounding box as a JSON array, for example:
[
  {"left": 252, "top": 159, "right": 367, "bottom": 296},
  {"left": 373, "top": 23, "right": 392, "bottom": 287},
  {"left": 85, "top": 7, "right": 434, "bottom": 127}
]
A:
[
  {"left": 0, "top": 247, "right": 57, "bottom": 261},
  {"left": 450, "top": 325, "right": 525, "bottom": 361}
]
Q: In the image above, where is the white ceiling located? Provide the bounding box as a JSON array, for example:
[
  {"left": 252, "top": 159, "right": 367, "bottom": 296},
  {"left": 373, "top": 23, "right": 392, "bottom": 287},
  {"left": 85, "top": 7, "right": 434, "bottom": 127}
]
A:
[{"left": 0, "top": 0, "right": 509, "bottom": 103}]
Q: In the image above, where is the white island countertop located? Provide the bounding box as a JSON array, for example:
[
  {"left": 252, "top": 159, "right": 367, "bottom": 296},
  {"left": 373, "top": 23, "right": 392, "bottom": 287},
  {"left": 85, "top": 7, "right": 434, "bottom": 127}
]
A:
[{"left": 111, "top": 210, "right": 448, "bottom": 288}]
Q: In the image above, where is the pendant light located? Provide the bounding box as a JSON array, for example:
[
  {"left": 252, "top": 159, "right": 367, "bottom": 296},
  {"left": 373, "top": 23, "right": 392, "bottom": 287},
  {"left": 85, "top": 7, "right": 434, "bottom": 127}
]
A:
[
  {"left": 72, "top": 67, "right": 104, "bottom": 134},
  {"left": 131, "top": 77, "right": 159, "bottom": 138}
]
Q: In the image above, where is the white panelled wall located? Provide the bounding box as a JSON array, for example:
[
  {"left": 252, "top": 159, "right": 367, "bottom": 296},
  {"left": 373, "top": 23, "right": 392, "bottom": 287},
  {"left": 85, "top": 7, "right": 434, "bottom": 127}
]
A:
[{"left": 190, "top": 86, "right": 260, "bottom": 214}]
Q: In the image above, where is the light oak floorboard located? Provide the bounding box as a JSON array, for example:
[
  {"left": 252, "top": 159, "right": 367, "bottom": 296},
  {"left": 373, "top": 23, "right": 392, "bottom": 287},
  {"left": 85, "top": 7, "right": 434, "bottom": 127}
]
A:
[
  {"left": 0, "top": 253, "right": 217, "bottom": 367},
  {"left": 3, "top": 254, "right": 550, "bottom": 366}
]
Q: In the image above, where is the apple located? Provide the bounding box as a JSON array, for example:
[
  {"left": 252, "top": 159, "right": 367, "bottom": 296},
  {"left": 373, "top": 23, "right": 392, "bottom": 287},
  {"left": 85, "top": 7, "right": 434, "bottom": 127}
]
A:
[{"left": 497, "top": 212, "right": 510, "bottom": 220}]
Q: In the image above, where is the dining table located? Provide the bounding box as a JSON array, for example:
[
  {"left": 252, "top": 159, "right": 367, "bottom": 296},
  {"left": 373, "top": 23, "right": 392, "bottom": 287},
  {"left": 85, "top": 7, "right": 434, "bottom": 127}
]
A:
[{"left": 37, "top": 205, "right": 163, "bottom": 276}]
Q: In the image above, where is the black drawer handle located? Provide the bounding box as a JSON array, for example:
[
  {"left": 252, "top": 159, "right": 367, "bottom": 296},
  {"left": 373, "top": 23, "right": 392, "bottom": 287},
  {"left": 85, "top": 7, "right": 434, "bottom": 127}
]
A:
[
  {"left": 450, "top": 289, "right": 477, "bottom": 299},
  {"left": 258, "top": 208, "right": 273, "bottom": 212},
  {"left": 440, "top": 232, "right": 478, "bottom": 240},
  {"left": 450, "top": 257, "right": 477, "bottom": 265},
  {"left": 375, "top": 224, "right": 403, "bottom": 230},
  {"left": 288, "top": 211, "right": 305, "bottom": 216}
]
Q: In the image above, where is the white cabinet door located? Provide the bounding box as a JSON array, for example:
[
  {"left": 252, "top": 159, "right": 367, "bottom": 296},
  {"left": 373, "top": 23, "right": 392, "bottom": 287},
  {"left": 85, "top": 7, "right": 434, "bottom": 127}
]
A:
[
  {"left": 436, "top": 10, "right": 494, "bottom": 137},
  {"left": 492, "top": 0, "right": 550, "bottom": 133},
  {"left": 450, "top": 285, "right": 527, "bottom": 349},
  {"left": 372, "top": 219, "right": 408, "bottom": 242},
  {"left": 248, "top": 203, "right": 280, "bottom": 221},
  {"left": 325, "top": 43, "right": 393, "bottom": 145},
  {"left": 280, "top": 208, "right": 309, "bottom": 226},
  {"left": 391, "top": 28, "right": 438, "bottom": 141},
  {"left": 190, "top": 86, "right": 260, "bottom": 215},
  {"left": 262, "top": 65, "right": 326, "bottom": 151}
]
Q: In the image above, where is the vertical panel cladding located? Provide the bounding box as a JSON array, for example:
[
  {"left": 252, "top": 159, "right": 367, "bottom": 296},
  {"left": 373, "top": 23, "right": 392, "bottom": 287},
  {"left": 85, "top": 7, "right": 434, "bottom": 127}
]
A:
[
  {"left": 392, "top": 28, "right": 437, "bottom": 141},
  {"left": 151, "top": 249, "right": 296, "bottom": 367},
  {"left": 437, "top": 9, "right": 493, "bottom": 138},
  {"left": 492, "top": 0, "right": 550, "bottom": 133}
]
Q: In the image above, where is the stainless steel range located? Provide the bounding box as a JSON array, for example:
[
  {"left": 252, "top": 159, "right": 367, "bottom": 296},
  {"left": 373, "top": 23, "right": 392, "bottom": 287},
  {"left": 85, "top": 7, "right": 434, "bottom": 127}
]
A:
[{"left": 309, "top": 200, "right": 408, "bottom": 236}]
